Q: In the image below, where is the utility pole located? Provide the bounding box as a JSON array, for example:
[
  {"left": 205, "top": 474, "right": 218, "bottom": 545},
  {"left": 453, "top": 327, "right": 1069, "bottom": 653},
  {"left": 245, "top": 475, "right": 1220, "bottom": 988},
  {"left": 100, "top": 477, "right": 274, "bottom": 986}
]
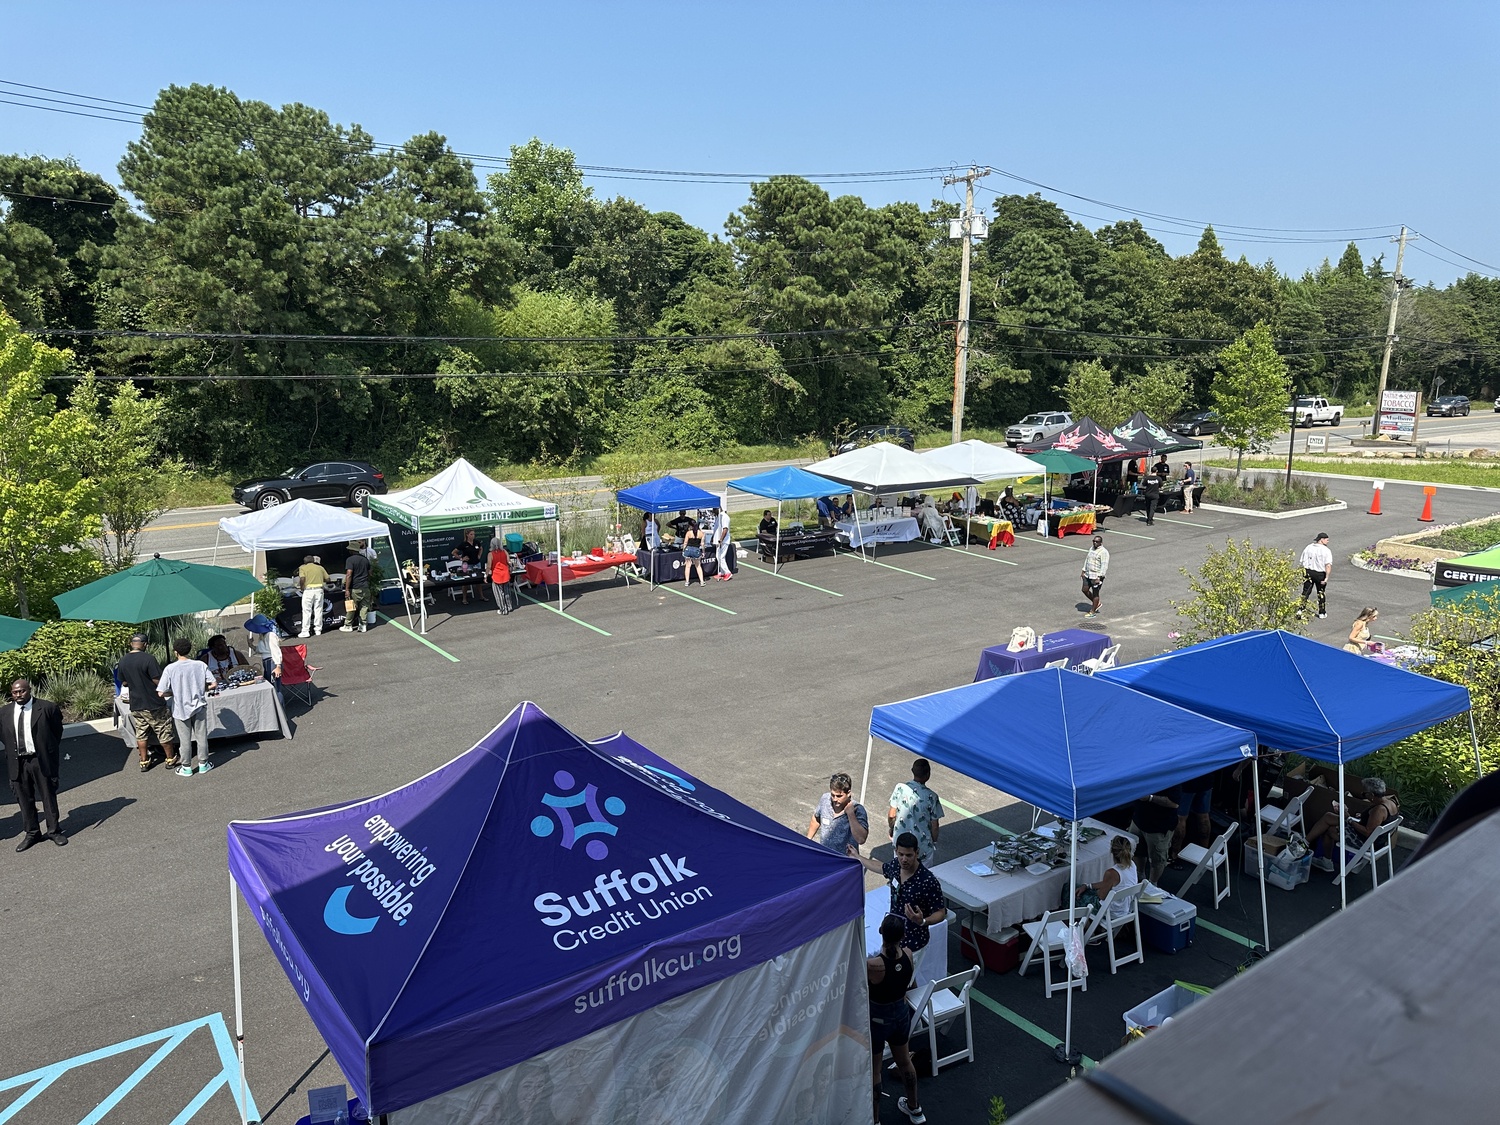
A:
[
  {"left": 945, "top": 166, "right": 990, "bottom": 443},
  {"left": 1371, "top": 226, "right": 1414, "bottom": 437}
]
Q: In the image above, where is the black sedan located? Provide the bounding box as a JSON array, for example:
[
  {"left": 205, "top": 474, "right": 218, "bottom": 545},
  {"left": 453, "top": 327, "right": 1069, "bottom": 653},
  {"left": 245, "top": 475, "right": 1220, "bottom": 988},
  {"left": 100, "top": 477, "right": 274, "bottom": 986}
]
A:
[
  {"left": 1169, "top": 410, "right": 1222, "bottom": 437},
  {"left": 233, "top": 461, "right": 388, "bottom": 510},
  {"left": 1427, "top": 395, "right": 1470, "bottom": 417}
]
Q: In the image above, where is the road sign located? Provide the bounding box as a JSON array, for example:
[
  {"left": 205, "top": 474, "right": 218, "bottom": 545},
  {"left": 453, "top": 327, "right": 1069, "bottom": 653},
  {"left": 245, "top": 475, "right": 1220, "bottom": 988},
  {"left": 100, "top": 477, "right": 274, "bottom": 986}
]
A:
[{"left": 1305, "top": 434, "right": 1327, "bottom": 452}]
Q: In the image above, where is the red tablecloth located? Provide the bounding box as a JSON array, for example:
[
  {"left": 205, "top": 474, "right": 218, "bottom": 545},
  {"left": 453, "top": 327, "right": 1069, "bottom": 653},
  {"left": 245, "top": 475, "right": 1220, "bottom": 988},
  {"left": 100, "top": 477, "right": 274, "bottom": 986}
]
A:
[{"left": 524, "top": 552, "right": 638, "bottom": 586}]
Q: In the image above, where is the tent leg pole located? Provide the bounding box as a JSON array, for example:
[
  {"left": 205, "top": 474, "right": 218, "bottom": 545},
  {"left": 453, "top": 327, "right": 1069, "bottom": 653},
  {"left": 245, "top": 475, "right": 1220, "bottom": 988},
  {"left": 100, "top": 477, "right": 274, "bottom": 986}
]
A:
[
  {"left": 417, "top": 533, "right": 427, "bottom": 634},
  {"left": 1253, "top": 756, "right": 1272, "bottom": 954},
  {"left": 775, "top": 500, "right": 782, "bottom": 574},
  {"left": 555, "top": 522, "right": 563, "bottom": 614},
  {"left": 1056, "top": 819, "right": 1080, "bottom": 1066},
  {"left": 230, "top": 874, "right": 250, "bottom": 1125},
  {"left": 1470, "top": 711, "right": 1484, "bottom": 778},
  {"left": 859, "top": 735, "right": 873, "bottom": 808},
  {"left": 1338, "top": 762, "right": 1347, "bottom": 911}
]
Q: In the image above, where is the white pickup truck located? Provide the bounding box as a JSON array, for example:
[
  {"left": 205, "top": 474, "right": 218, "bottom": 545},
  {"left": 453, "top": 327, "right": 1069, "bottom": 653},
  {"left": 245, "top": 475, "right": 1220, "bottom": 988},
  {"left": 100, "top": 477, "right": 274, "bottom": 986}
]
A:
[{"left": 1285, "top": 396, "right": 1344, "bottom": 427}]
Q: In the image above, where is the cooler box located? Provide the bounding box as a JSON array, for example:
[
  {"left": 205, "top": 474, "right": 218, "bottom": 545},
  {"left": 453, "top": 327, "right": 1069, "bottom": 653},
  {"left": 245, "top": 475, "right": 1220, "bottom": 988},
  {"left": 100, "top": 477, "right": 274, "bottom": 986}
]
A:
[
  {"left": 1139, "top": 895, "right": 1196, "bottom": 954},
  {"left": 959, "top": 925, "right": 1020, "bottom": 973},
  {"left": 1123, "top": 983, "right": 1204, "bottom": 1035}
]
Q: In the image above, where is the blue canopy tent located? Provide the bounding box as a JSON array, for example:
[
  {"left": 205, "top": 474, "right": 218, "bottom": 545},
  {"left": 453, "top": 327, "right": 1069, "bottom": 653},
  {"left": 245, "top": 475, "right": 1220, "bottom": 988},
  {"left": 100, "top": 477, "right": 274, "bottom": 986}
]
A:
[
  {"left": 615, "top": 475, "right": 726, "bottom": 588},
  {"left": 227, "top": 702, "right": 867, "bottom": 1124},
  {"left": 1101, "top": 629, "right": 1474, "bottom": 906},
  {"left": 726, "top": 465, "right": 843, "bottom": 572},
  {"left": 864, "top": 667, "right": 1258, "bottom": 1063}
]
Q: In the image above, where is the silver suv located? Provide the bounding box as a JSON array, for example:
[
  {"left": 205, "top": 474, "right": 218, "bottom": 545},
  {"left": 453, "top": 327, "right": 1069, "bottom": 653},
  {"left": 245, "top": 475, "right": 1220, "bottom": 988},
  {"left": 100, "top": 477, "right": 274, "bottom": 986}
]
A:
[{"left": 1005, "top": 411, "right": 1074, "bottom": 448}]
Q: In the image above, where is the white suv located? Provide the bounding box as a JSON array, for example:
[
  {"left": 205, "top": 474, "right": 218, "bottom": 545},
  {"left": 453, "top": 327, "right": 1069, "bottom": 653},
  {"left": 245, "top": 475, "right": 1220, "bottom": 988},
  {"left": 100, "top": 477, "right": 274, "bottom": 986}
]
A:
[{"left": 1006, "top": 411, "right": 1074, "bottom": 447}]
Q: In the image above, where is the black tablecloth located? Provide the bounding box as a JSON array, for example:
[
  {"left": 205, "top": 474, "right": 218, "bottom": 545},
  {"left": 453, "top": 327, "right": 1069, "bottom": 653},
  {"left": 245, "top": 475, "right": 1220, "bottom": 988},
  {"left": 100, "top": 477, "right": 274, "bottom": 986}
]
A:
[
  {"left": 758, "top": 527, "right": 838, "bottom": 561},
  {"left": 635, "top": 548, "right": 721, "bottom": 583}
]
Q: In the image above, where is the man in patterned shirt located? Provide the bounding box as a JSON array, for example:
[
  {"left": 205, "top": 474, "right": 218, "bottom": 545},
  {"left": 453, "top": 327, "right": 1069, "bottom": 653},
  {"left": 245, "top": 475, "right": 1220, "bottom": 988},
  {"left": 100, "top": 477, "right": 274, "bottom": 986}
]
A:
[
  {"left": 850, "top": 834, "right": 946, "bottom": 953},
  {"left": 888, "top": 758, "right": 942, "bottom": 866}
]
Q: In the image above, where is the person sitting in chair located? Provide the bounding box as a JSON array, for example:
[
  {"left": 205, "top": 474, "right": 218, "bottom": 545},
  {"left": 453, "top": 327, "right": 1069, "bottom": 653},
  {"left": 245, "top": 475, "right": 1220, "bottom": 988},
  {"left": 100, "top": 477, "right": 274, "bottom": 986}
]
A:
[
  {"left": 1000, "top": 486, "right": 1025, "bottom": 526},
  {"left": 758, "top": 509, "right": 778, "bottom": 536},
  {"left": 1305, "top": 777, "right": 1399, "bottom": 871},
  {"left": 203, "top": 635, "right": 250, "bottom": 683}
]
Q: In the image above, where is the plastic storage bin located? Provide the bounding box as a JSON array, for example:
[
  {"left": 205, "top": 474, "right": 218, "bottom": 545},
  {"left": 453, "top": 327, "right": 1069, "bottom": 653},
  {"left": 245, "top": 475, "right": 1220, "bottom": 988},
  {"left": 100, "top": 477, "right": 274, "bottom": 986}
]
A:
[
  {"left": 1123, "top": 983, "right": 1203, "bottom": 1035},
  {"left": 1139, "top": 896, "right": 1197, "bottom": 954}
]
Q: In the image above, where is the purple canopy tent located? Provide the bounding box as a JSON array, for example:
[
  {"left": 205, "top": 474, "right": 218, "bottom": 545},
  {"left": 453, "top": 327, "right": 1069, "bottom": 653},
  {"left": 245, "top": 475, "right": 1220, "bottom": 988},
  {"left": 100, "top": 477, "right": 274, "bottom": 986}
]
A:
[{"left": 227, "top": 703, "right": 868, "bottom": 1124}]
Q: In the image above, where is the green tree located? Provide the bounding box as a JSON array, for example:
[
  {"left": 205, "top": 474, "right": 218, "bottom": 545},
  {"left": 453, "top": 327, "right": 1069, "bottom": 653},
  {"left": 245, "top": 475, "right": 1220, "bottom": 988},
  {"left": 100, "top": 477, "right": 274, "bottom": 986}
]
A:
[
  {"left": 68, "top": 377, "right": 180, "bottom": 569},
  {"left": 1212, "top": 323, "right": 1290, "bottom": 471},
  {"left": 1172, "top": 538, "right": 1306, "bottom": 646},
  {"left": 1120, "top": 361, "right": 1190, "bottom": 424},
  {"left": 487, "top": 138, "right": 595, "bottom": 283},
  {"left": 0, "top": 312, "right": 102, "bottom": 618},
  {"left": 1061, "top": 359, "right": 1125, "bottom": 426}
]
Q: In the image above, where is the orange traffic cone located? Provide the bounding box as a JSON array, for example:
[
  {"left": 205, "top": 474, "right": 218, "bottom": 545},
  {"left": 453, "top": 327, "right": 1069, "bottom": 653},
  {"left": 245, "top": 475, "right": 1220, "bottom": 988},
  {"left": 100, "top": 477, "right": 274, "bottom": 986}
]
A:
[
  {"left": 1418, "top": 486, "right": 1436, "bottom": 522},
  {"left": 1367, "top": 481, "right": 1383, "bottom": 515}
]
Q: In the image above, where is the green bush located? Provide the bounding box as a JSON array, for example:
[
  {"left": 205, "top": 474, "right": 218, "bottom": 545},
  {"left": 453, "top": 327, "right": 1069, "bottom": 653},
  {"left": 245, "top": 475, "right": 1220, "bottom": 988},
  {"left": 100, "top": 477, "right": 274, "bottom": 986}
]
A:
[
  {"left": 1355, "top": 725, "right": 1499, "bottom": 830},
  {"left": 0, "top": 619, "right": 138, "bottom": 688},
  {"left": 253, "top": 572, "right": 284, "bottom": 620},
  {"left": 38, "top": 669, "right": 115, "bottom": 721},
  {"left": 1201, "top": 472, "right": 1331, "bottom": 512},
  {"left": 1411, "top": 516, "right": 1500, "bottom": 555},
  {"left": 1172, "top": 538, "right": 1308, "bottom": 646}
]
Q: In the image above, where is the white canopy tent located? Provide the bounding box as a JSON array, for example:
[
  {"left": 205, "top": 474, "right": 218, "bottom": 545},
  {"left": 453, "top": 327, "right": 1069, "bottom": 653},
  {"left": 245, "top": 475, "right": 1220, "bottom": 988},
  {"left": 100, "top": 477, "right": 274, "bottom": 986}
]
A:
[
  {"left": 919, "top": 441, "right": 1047, "bottom": 548},
  {"left": 368, "top": 458, "right": 560, "bottom": 633},
  {"left": 803, "top": 442, "right": 979, "bottom": 557},
  {"left": 215, "top": 498, "right": 411, "bottom": 626}
]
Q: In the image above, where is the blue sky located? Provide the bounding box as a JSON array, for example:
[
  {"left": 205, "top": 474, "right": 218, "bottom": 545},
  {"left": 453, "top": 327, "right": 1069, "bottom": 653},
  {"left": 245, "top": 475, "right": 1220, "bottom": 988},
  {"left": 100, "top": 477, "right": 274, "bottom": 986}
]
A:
[{"left": 5, "top": 1, "right": 1497, "bottom": 284}]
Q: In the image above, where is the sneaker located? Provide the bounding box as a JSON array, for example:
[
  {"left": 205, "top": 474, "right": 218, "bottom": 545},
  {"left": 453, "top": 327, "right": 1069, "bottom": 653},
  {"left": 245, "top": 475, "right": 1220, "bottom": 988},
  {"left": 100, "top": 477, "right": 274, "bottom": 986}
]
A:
[
  {"left": 1310, "top": 855, "right": 1335, "bottom": 872},
  {"left": 899, "top": 1097, "right": 926, "bottom": 1124},
  {"left": 298, "top": 631, "right": 309, "bottom": 639},
  {"left": 1316, "top": 613, "right": 1327, "bottom": 620},
  {"left": 197, "top": 761, "right": 215, "bottom": 775},
  {"left": 358, "top": 625, "right": 367, "bottom": 633},
  {"left": 1084, "top": 611, "right": 1099, "bottom": 619},
  {"left": 339, "top": 625, "right": 354, "bottom": 633},
  {"left": 176, "top": 765, "right": 195, "bottom": 777}
]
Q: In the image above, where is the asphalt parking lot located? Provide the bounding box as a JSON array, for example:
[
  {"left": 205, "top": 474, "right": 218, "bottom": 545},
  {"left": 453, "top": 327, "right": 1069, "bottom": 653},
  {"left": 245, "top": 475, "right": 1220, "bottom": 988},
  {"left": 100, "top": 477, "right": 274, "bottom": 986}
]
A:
[{"left": 3, "top": 472, "right": 1496, "bottom": 1123}]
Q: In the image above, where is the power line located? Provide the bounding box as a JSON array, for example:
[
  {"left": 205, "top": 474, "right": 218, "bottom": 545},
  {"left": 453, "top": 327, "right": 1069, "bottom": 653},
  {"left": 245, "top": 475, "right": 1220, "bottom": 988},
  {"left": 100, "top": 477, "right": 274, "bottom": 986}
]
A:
[{"left": 1409, "top": 230, "right": 1500, "bottom": 276}]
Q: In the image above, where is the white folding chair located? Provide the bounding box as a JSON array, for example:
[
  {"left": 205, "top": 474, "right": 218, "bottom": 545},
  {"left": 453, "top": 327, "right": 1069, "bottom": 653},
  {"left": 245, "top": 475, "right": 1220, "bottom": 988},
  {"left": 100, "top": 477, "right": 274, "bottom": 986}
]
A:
[
  {"left": 1018, "top": 910, "right": 1087, "bottom": 997},
  {"left": 1177, "top": 822, "right": 1238, "bottom": 909},
  {"left": 1077, "top": 644, "right": 1121, "bottom": 675},
  {"left": 1259, "top": 787, "right": 1312, "bottom": 838},
  {"left": 1336, "top": 816, "right": 1402, "bottom": 888},
  {"left": 1044, "top": 658, "right": 1069, "bottom": 670},
  {"left": 908, "top": 966, "right": 980, "bottom": 1074},
  {"left": 1082, "top": 882, "right": 1145, "bottom": 974},
  {"left": 941, "top": 515, "right": 963, "bottom": 546}
]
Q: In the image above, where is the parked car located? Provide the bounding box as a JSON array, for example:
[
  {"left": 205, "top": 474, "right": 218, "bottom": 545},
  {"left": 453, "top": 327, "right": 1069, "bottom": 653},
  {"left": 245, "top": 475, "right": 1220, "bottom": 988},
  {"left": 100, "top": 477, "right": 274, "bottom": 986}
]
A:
[
  {"left": 1284, "top": 396, "right": 1344, "bottom": 427},
  {"left": 828, "top": 424, "right": 915, "bottom": 455},
  {"left": 1169, "top": 409, "right": 1222, "bottom": 437},
  {"left": 232, "top": 461, "right": 388, "bottom": 510},
  {"left": 1005, "top": 411, "right": 1074, "bottom": 447},
  {"left": 1427, "top": 395, "right": 1471, "bottom": 417},
  {"left": 1494, "top": 397, "right": 1499, "bottom": 413}
]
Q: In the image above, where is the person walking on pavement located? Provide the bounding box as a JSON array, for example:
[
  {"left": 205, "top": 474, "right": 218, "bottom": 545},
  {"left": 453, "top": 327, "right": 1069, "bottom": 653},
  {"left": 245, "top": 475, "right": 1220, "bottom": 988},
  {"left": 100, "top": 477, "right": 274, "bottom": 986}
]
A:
[
  {"left": 342, "top": 545, "right": 372, "bottom": 632},
  {"left": 295, "top": 554, "right": 330, "bottom": 637},
  {"left": 1142, "top": 472, "right": 1161, "bottom": 525},
  {"left": 1299, "top": 532, "right": 1333, "bottom": 619},
  {"left": 2, "top": 678, "right": 66, "bottom": 850},
  {"left": 864, "top": 913, "right": 926, "bottom": 1125},
  {"left": 711, "top": 507, "right": 734, "bottom": 580},
  {"left": 1081, "top": 534, "right": 1109, "bottom": 619},
  {"left": 888, "top": 758, "right": 942, "bottom": 867},
  {"left": 117, "top": 632, "right": 179, "bottom": 772},
  {"left": 156, "top": 639, "right": 218, "bottom": 776}
]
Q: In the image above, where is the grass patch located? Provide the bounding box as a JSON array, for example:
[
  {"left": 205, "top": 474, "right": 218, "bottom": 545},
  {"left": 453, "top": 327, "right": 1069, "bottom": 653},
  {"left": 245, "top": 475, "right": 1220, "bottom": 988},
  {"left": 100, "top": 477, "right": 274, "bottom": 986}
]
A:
[
  {"left": 1411, "top": 516, "right": 1500, "bottom": 555},
  {"left": 1201, "top": 472, "right": 1333, "bottom": 512},
  {"left": 1208, "top": 457, "right": 1500, "bottom": 487},
  {"left": 165, "top": 473, "right": 236, "bottom": 508}
]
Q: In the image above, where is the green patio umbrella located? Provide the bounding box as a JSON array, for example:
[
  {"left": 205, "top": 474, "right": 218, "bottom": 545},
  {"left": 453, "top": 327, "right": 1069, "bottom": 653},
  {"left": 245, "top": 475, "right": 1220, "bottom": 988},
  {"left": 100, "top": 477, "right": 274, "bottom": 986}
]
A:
[
  {"left": 0, "top": 615, "right": 43, "bottom": 653},
  {"left": 1022, "top": 448, "right": 1097, "bottom": 533},
  {"left": 54, "top": 554, "right": 264, "bottom": 630}
]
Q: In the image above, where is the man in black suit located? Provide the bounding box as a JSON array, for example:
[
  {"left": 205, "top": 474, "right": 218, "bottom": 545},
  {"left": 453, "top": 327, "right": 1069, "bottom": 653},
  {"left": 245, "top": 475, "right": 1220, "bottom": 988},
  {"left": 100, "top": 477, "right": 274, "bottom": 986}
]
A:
[{"left": 3, "top": 678, "right": 66, "bottom": 851}]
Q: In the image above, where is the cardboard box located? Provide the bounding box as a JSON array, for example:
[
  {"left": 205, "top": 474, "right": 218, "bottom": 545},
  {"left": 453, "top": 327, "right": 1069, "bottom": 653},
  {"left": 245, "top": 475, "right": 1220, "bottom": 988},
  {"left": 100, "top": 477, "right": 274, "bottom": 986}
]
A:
[
  {"left": 1244, "top": 834, "right": 1311, "bottom": 890},
  {"left": 959, "top": 925, "right": 1020, "bottom": 974},
  {"left": 1123, "top": 984, "right": 1204, "bottom": 1035},
  {"left": 1140, "top": 896, "right": 1197, "bottom": 954}
]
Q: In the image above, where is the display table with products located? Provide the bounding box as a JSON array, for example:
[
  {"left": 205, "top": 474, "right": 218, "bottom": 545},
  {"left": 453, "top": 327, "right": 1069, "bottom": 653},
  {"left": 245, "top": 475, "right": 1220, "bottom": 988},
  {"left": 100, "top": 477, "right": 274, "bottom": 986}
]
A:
[
  {"left": 757, "top": 526, "right": 839, "bottom": 562},
  {"left": 634, "top": 548, "right": 721, "bottom": 584},
  {"left": 835, "top": 516, "right": 922, "bottom": 547},
  {"left": 524, "top": 551, "right": 639, "bottom": 588},
  {"left": 116, "top": 678, "right": 291, "bottom": 744},
  {"left": 929, "top": 819, "right": 1135, "bottom": 934},
  {"left": 974, "top": 629, "right": 1112, "bottom": 680},
  {"left": 965, "top": 516, "right": 1015, "bottom": 547}
]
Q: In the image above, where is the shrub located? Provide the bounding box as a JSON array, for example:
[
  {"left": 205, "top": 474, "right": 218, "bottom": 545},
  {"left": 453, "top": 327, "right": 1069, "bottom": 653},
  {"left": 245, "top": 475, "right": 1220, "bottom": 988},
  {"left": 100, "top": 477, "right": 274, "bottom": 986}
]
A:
[
  {"left": 0, "top": 619, "right": 138, "bottom": 688},
  {"left": 1200, "top": 472, "right": 1331, "bottom": 512},
  {"left": 1172, "top": 538, "right": 1308, "bottom": 646},
  {"left": 1355, "top": 725, "right": 1499, "bottom": 830},
  {"left": 38, "top": 669, "right": 115, "bottom": 721},
  {"left": 253, "top": 572, "right": 284, "bottom": 620},
  {"left": 1409, "top": 516, "right": 1500, "bottom": 555}
]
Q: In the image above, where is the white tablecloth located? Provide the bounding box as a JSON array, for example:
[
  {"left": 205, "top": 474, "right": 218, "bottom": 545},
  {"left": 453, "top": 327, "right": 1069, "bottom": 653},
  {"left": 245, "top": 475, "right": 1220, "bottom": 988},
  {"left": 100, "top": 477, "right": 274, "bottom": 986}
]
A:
[
  {"left": 929, "top": 819, "right": 1136, "bottom": 934},
  {"left": 863, "top": 887, "right": 949, "bottom": 993},
  {"left": 836, "top": 516, "right": 922, "bottom": 547}
]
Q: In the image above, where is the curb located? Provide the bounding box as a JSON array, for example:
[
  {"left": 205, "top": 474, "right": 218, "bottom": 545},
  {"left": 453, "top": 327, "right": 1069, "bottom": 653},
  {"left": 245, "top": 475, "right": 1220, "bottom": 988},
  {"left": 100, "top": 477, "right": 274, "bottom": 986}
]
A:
[
  {"left": 63, "top": 717, "right": 116, "bottom": 741},
  {"left": 1197, "top": 500, "right": 1349, "bottom": 520},
  {"left": 1206, "top": 465, "right": 1500, "bottom": 494},
  {"left": 1347, "top": 555, "right": 1432, "bottom": 581}
]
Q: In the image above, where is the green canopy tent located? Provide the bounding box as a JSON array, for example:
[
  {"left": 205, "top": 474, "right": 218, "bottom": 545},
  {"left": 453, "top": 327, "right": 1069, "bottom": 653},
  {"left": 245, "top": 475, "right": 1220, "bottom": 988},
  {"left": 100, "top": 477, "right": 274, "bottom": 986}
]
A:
[
  {"left": 1430, "top": 579, "right": 1500, "bottom": 606},
  {"left": 0, "top": 615, "right": 43, "bottom": 653},
  {"left": 54, "top": 554, "right": 266, "bottom": 646}
]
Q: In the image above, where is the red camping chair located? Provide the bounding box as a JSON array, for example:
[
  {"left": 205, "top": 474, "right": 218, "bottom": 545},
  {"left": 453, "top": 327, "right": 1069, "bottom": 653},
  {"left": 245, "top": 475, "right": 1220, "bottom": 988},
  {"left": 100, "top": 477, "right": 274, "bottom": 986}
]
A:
[{"left": 281, "top": 644, "right": 317, "bottom": 706}]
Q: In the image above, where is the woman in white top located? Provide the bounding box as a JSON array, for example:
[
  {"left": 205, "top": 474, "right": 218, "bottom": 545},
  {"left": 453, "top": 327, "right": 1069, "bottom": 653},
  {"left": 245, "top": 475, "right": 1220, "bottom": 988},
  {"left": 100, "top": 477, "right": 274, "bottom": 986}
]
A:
[{"left": 1079, "top": 834, "right": 1140, "bottom": 917}]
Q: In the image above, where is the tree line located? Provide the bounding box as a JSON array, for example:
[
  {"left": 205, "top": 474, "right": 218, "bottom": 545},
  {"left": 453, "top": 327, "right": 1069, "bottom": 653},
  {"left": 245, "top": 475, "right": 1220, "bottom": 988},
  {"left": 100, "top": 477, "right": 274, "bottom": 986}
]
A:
[{"left": 3, "top": 82, "right": 1499, "bottom": 481}]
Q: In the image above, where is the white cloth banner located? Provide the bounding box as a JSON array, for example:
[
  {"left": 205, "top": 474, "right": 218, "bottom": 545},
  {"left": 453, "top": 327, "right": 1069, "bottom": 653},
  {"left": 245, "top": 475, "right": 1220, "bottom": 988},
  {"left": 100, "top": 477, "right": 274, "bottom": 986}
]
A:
[
  {"left": 392, "top": 919, "right": 870, "bottom": 1125},
  {"left": 836, "top": 517, "right": 922, "bottom": 547}
]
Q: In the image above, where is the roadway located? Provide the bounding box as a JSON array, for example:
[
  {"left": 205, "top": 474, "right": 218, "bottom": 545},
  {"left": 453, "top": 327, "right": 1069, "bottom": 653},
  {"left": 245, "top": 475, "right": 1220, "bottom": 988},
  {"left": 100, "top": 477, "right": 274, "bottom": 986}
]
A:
[{"left": 142, "top": 413, "right": 1500, "bottom": 563}]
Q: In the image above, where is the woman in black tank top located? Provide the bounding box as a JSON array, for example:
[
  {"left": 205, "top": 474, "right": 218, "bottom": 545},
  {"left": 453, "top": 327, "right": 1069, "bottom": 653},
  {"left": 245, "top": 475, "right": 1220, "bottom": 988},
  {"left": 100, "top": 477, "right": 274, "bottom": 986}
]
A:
[{"left": 866, "top": 914, "right": 925, "bottom": 1123}]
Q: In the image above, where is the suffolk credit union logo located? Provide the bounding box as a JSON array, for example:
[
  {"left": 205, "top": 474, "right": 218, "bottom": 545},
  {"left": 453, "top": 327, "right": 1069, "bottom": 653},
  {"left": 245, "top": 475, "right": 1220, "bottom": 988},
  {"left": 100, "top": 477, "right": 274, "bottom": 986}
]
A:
[{"left": 531, "top": 769, "right": 711, "bottom": 952}]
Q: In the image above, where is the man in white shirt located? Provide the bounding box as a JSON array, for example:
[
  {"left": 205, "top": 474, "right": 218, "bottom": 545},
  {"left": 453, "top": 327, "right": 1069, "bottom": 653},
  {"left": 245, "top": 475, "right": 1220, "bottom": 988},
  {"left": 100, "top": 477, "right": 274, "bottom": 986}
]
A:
[
  {"left": 1081, "top": 535, "right": 1109, "bottom": 619},
  {"left": 1298, "top": 532, "right": 1333, "bottom": 619},
  {"left": 157, "top": 639, "right": 219, "bottom": 776},
  {"left": 711, "top": 507, "right": 734, "bottom": 581}
]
